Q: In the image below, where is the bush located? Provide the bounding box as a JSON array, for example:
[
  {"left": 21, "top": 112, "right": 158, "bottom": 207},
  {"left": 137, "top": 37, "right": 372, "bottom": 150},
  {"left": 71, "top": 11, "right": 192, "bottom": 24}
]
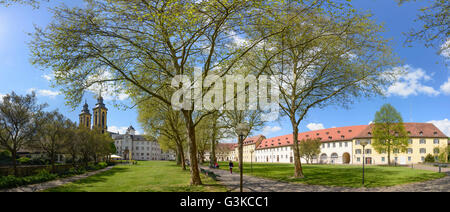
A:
[
  {"left": 424, "top": 154, "right": 435, "bottom": 163},
  {"left": 17, "top": 157, "right": 31, "bottom": 165},
  {"left": 0, "top": 169, "right": 58, "bottom": 189}
]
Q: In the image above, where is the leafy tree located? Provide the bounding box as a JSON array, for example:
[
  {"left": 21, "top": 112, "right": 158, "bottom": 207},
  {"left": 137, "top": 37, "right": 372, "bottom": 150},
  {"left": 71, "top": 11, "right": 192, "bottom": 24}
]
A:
[
  {"left": 372, "top": 104, "right": 409, "bottom": 165},
  {"left": 0, "top": 0, "right": 48, "bottom": 8},
  {"left": 0, "top": 92, "right": 46, "bottom": 176},
  {"left": 63, "top": 123, "right": 81, "bottom": 165},
  {"left": 248, "top": 2, "right": 399, "bottom": 177},
  {"left": 299, "top": 139, "right": 321, "bottom": 164},
  {"left": 137, "top": 95, "right": 188, "bottom": 170},
  {"left": 33, "top": 110, "right": 72, "bottom": 172},
  {"left": 398, "top": 0, "right": 449, "bottom": 53},
  {"left": 30, "top": 0, "right": 325, "bottom": 185}
]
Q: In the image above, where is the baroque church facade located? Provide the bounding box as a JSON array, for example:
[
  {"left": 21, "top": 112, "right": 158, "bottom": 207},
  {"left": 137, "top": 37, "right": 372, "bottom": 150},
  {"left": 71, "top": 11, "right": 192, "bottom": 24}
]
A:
[{"left": 79, "top": 95, "right": 174, "bottom": 161}]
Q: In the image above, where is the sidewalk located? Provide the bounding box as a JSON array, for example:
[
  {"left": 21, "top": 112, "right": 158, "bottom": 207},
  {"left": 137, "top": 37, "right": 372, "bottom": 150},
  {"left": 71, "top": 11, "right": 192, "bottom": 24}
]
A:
[
  {"left": 1, "top": 166, "right": 114, "bottom": 192},
  {"left": 201, "top": 166, "right": 450, "bottom": 192}
]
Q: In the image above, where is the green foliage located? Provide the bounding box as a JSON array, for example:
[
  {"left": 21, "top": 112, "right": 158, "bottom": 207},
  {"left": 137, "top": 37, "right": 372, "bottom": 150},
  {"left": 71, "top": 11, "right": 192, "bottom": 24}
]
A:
[
  {"left": 424, "top": 154, "right": 435, "bottom": 163},
  {"left": 299, "top": 139, "right": 321, "bottom": 164},
  {"left": 0, "top": 169, "right": 58, "bottom": 189},
  {"left": 372, "top": 104, "right": 409, "bottom": 165},
  {"left": 17, "top": 157, "right": 31, "bottom": 165}
]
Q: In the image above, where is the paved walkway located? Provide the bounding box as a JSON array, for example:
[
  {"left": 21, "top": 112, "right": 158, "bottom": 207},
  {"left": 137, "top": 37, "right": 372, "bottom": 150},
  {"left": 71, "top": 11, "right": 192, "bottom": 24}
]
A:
[
  {"left": 0, "top": 166, "right": 114, "bottom": 192},
  {"left": 201, "top": 166, "right": 450, "bottom": 192}
]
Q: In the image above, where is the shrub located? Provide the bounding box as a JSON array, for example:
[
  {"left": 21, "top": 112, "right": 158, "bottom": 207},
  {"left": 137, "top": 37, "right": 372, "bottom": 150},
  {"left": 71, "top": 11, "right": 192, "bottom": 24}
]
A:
[
  {"left": 0, "top": 169, "right": 58, "bottom": 189},
  {"left": 17, "top": 157, "right": 31, "bottom": 165},
  {"left": 424, "top": 154, "right": 435, "bottom": 163}
]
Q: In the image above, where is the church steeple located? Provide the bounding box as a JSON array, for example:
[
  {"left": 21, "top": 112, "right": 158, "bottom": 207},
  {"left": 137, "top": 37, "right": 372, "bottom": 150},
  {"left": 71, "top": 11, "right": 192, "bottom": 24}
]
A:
[
  {"left": 93, "top": 93, "right": 108, "bottom": 134},
  {"left": 79, "top": 100, "right": 91, "bottom": 128}
]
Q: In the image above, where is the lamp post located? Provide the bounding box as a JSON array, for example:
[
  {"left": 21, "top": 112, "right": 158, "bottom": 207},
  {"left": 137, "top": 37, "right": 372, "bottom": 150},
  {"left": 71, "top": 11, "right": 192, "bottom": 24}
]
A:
[
  {"left": 236, "top": 122, "right": 250, "bottom": 192},
  {"left": 250, "top": 150, "right": 254, "bottom": 174},
  {"left": 360, "top": 140, "right": 368, "bottom": 186}
]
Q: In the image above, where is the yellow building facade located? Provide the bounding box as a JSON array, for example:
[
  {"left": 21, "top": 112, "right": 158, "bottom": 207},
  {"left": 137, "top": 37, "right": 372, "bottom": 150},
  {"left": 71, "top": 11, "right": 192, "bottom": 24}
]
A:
[
  {"left": 78, "top": 96, "right": 108, "bottom": 134},
  {"left": 92, "top": 96, "right": 108, "bottom": 134},
  {"left": 352, "top": 123, "right": 448, "bottom": 165}
]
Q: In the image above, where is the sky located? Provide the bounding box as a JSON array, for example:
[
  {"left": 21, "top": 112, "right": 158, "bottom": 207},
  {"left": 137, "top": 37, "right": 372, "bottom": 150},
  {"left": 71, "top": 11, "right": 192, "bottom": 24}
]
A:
[{"left": 0, "top": 0, "right": 449, "bottom": 140}]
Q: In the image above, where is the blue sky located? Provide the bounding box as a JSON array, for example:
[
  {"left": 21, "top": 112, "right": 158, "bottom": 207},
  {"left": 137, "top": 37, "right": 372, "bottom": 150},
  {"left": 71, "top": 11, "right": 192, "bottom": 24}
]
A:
[{"left": 0, "top": 0, "right": 449, "bottom": 139}]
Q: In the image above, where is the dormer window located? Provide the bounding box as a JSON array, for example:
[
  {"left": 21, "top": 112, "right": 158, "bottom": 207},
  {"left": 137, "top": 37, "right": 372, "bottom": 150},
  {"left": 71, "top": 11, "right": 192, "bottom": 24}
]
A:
[
  {"left": 419, "top": 131, "right": 423, "bottom": 136},
  {"left": 368, "top": 132, "right": 372, "bottom": 136},
  {"left": 434, "top": 131, "right": 438, "bottom": 135},
  {"left": 306, "top": 135, "right": 309, "bottom": 138},
  {"left": 407, "top": 131, "right": 411, "bottom": 135},
  {"left": 328, "top": 136, "right": 332, "bottom": 140},
  {"left": 326, "top": 132, "right": 329, "bottom": 135},
  {"left": 316, "top": 133, "right": 320, "bottom": 136},
  {"left": 337, "top": 131, "right": 341, "bottom": 134},
  {"left": 341, "top": 135, "right": 345, "bottom": 139}
]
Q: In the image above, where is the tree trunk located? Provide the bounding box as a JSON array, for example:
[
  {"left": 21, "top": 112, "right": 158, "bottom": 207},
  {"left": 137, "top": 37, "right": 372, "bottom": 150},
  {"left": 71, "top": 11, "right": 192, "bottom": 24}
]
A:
[
  {"left": 182, "top": 110, "right": 202, "bottom": 185},
  {"left": 178, "top": 143, "right": 186, "bottom": 170},
  {"left": 12, "top": 150, "right": 18, "bottom": 177},
  {"left": 51, "top": 152, "right": 56, "bottom": 173},
  {"left": 387, "top": 142, "right": 391, "bottom": 166},
  {"left": 291, "top": 123, "right": 304, "bottom": 178}
]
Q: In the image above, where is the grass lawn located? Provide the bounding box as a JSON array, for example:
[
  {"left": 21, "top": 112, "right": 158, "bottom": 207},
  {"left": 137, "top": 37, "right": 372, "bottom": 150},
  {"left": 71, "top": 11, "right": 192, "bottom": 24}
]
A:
[
  {"left": 44, "top": 161, "right": 227, "bottom": 192},
  {"left": 211, "top": 161, "right": 446, "bottom": 188}
]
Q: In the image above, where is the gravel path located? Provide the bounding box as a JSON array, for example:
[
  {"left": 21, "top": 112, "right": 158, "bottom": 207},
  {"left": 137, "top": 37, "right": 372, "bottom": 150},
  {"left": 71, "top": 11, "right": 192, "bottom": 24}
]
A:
[
  {"left": 0, "top": 166, "right": 114, "bottom": 192},
  {"left": 201, "top": 166, "right": 450, "bottom": 192}
]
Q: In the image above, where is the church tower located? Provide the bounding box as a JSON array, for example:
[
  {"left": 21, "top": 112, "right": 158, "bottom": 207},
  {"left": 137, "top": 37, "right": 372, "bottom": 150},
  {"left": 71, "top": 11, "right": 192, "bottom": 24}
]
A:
[
  {"left": 93, "top": 95, "right": 108, "bottom": 134},
  {"left": 79, "top": 101, "right": 91, "bottom": 128}
]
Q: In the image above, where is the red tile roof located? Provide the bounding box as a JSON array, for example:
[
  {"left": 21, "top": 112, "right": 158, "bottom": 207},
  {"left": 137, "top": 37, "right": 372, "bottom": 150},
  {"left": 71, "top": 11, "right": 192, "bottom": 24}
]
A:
[
  {"left": 354, "top": 123, "right": 448, "bottom": 139},
  {"left": 256, "top": 125, "right": 368, "bottom": 150},
  {"left": 216, "top": 143, "right": 236, "bottom": 152},
  {"left": 243, "top": 134, "right": 266, "bottom": 146}
]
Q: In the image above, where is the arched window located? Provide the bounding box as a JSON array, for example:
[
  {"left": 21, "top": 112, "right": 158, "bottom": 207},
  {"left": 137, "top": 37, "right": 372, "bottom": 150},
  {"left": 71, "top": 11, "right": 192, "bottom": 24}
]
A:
[{"left": 102, "top": 112, "right": 105, "bottom": 127}]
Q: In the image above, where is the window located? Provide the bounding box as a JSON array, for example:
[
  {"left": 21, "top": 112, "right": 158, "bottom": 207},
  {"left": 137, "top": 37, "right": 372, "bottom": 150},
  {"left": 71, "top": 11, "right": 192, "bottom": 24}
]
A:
[
  {"left": 395, "top": 157, "right": 398, "bottom": 162},
  {"left": 420, "top": 148, "right": 426, "bottom": 154},
  {"left": 345, "top": 142, "right": 348, "bottom": 147},
  {"left": 421, "top": 156, "right": 425, "bottom": 162},
  {"left": 393, "top": 149, "right": 399, "bottom": 154},
  {"left": 357, "top": 157, "right": 360, "bottom": 162},
  {"left": 327, "top": 143, "right": 330, "bottom": 148},
  {"left": 332, "top": 143, "right": 336, "bottom": 148},
  {"left": 420, "top": 139, "right": 426, "bottom": 144},
  {"left": 365, "top": 149, "right": 372, "bottom": 154},
  {"left": 339, "top": 142, "right": 342, "bottom": 147},
  {"left": 408, "top": 139, "right": 413, "bottom": 144},
  {"left": 381, "top": 157, "right": 385, "bottom": 162},
  {"left": 408, "top": 156, "right": 411, "bottom": 161},
  {"left": 434, "top": 139, "right": 439, "bottom": 144},
  {"left": 356, "top": 140, "right": 360, "bottom": 145},
  {"left": 407, "top": 148, "right": 413, "bottom": 154},
  {"left": 355, "top": 149, "right": 361, "bottom": 154},
  {"left": 434, "top": 148, "right": 440, "bottom": 154}
]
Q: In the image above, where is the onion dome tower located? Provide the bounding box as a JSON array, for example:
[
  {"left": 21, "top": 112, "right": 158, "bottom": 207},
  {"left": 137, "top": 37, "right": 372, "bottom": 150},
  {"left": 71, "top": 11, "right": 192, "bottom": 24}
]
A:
[
  {"left": 79, "top": 100, "right": 91, "bottom": 128},
  {"left": 93, "top": 94, "right": 108, "bottom": 134}
]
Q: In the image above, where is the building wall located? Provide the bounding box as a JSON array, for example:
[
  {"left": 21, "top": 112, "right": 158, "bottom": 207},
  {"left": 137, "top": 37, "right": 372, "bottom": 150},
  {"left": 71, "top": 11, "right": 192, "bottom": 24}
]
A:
[
  {"left": 113, "top": 135, "right": 174, "bottom": 161},
  {"left": 319, "top": 140, "right": 353, "bottom": 164},
  {"left": 351, "top": 138, "right": 448, "bottom": 165}
]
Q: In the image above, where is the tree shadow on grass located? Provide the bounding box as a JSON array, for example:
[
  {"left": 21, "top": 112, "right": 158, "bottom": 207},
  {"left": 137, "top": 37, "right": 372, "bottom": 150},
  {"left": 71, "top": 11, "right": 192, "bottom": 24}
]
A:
[{"left": 43, "top": 167, "right": 130, "bottom": 192}]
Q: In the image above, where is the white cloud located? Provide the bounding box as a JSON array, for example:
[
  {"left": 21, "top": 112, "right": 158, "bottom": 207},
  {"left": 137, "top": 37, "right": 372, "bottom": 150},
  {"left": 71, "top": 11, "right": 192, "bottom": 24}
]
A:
[
  {"left": 86, "top": 71, "right": 129, "bottom": 101},
  {"left": 427, "top": 119, "right": 450, "bottom": 137},
  {"left": 440, "top": 38, "right": 450, "bottom": 59},
  {"left": 440, "top": 77, "right": 450, "bottom": 95},
  {"left": 27, "top": 88, "right": 60, "bottom": 99},
  {"left": 262, "top": 126, "right": 282, "bottom": 135},
  {"left": 306, "top": 123, "right": 325, "bottom": 131},
  {"left": 42, "top": 74, "right": 53, "bottom": 81},
  {"left": 386, "top": 65, "right": 440, "bottom": 97},
  {"left": 109, "top": 126, "right": 141, "bottom": 135}
]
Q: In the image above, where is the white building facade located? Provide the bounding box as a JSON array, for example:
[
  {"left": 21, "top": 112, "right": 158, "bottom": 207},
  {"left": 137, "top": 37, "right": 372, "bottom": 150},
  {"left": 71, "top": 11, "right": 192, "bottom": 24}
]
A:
[{"left": 111, "top": 126, "right": 175, "bottom": 161}]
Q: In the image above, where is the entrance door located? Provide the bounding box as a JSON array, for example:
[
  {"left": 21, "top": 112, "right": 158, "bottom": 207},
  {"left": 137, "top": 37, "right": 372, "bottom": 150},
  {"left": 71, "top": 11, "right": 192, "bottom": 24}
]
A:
[{"left": 365, "top": 157, "right": 372, "bottom": 164}]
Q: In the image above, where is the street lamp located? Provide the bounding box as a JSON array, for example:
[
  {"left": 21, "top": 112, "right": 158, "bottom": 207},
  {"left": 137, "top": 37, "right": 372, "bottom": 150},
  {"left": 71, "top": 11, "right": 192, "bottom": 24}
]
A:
[
  {"left": 236, "top": 122, "right": 250, "bottom": 192},
  {"left": 360, "top": 140, "right": 368, "bottom": 186}
]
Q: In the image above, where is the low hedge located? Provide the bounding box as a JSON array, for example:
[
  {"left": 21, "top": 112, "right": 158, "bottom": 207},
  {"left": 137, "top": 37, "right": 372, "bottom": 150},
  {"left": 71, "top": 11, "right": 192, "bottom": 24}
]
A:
[{"left": 0, "top": 162, "right": 110, "bottom": 189}]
